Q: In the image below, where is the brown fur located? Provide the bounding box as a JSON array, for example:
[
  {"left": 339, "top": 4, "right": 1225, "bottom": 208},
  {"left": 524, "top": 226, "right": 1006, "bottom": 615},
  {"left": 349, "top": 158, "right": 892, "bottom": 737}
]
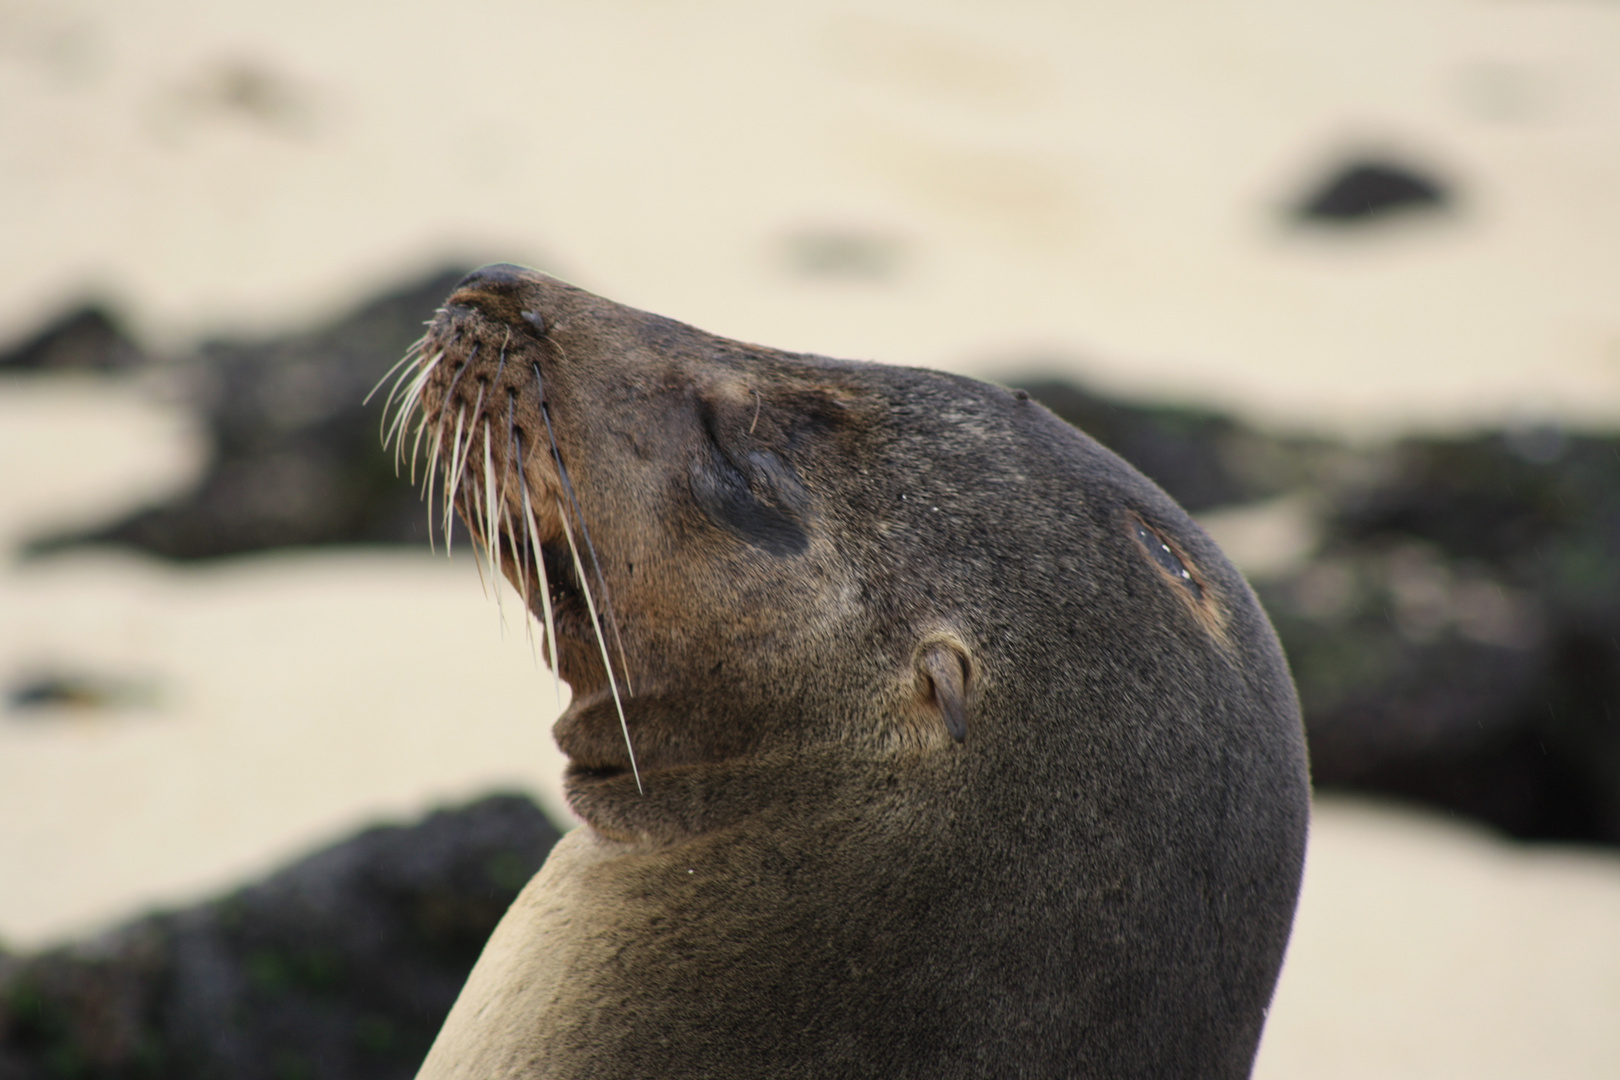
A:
[{"left": 398, "top": 264, "right": 1310, "bottom": 1079}]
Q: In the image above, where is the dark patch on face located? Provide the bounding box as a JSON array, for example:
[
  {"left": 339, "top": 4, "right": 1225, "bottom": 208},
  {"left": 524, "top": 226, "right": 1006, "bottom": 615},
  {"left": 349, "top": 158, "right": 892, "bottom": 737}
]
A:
[{"left": 688, "top": 399, "right": 812, "bottom": 557}]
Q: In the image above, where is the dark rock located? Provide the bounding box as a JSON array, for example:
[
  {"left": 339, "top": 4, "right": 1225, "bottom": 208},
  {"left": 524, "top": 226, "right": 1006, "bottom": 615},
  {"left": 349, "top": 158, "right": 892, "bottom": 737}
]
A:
[
  {"left": 1294, "top": 159, "right": 1450, "bottom": 223},
  {"left": 0, "top": 794, "right": 561, "bottom": 1080},
  {"left": 6, "top": 672, "right": 159, "bottom": 714},
  {"left": 26, "top": 267, "right": 474, "bottom": 560},
  {"left": 0, "top": 306, "right": 146, "bottom": 373},
  {"left": 1271, "top": 429, "right": 1620, "bottom": 842}
]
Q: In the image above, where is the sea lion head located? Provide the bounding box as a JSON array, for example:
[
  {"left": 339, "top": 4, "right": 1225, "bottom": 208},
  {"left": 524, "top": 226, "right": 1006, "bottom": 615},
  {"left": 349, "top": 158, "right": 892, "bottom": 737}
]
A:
[
  {"left": 400, "top": 265, "right": 969, "bottom": 812},
  {"left": 388, "top": 263, "right": 1302, "bottom": 839}
]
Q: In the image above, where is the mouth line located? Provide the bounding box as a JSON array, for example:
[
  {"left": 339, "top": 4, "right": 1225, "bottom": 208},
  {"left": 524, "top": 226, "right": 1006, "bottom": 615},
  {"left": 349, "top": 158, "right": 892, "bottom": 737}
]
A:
[{"left": 564, "top": 761, "right": 630, "bottom": 783}]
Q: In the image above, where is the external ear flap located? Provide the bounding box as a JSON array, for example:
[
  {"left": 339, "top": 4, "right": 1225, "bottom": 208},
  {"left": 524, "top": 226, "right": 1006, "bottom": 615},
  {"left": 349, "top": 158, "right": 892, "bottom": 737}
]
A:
[{"left": 919, "top": 642, "right": 970, "bottom": 744}]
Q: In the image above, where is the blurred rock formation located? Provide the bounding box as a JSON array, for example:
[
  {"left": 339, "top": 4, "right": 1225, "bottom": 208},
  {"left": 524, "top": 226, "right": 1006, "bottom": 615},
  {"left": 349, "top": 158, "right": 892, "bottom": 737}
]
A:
[
  {"left": 0, "top": 795, "right": 560, "bottom": 1080},
  {"left": 14, "top": 267, "right": 471, "bottom": 559},
  {"left": 0, "top": 306, "right": 147, "bottom": 374},
  {"left": 1256, "top": 429, "right": 1620, "bottom": 843},
  {"left": 1292, "top": 157, "right": 1452, "bottom": 224}
]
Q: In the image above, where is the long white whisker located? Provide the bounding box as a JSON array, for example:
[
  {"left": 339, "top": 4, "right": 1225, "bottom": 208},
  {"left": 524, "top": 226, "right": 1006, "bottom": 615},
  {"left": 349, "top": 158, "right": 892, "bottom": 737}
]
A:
[
  {"left": 483, "top": 421, "right": 507, "bottom": 629},
  {"left": 399, "top": 351, "right": 440, "bottom": 433},
  {"left": 463, "top": 378, "right": 488, "bottom": 452},
  {"left": 499, "top": 399, "right": 533, "bottom": 651},
  {"left": 464, "top": 444, "right": 490, "bottom": 598},
  {"left": 379, "top": 343, "right": 430, "bottom": 447},
  {"left": 428, "top": 350, "right": 477, "bottom": 551},
  {"left": 558, "top": 495, "right": 639, "bottom": 793},
  {"left": 419, "top": 378, "right": 453, "bottom": 504},
  {"left": 503, "top": 493, "right": 533, "bottom": 651},
  {"left": 519, "top": 452, "right": 563, "bottom": 703},
  {"left": 385, "top": 362, "right": 435, "bottom": 474},
  {"left": 406, "top": 350, "right": 445, "bottom": 485},
  {"left": 541, "top": 404, "right": 634, "bottom": 697},
  {"left": 422, "top": 415, "right": 445, "bottom": 553},
  {"left": 444, "top": 407, "right": 468, "bottom": 554},
  {"left": 369, "top": 338, "right": 427, "bottom": 438},
  {"left": 449, "top": 380, "right": 484, "bottom": 532},
  {"left": 363, "top": 341, "right": 421, "bottom": 407}
]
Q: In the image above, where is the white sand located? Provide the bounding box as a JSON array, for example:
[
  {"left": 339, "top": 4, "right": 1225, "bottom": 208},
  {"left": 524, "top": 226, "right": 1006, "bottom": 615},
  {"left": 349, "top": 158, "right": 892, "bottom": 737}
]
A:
[{"left": 1254, "top": 799, "right": 1620, "bottom": 1078}]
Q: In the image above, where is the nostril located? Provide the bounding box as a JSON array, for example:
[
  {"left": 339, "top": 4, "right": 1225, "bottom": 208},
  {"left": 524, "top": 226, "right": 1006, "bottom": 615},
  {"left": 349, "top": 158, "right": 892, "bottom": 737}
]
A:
[{"left": 454, "top": 263, "right": 530, "bottom": 294}]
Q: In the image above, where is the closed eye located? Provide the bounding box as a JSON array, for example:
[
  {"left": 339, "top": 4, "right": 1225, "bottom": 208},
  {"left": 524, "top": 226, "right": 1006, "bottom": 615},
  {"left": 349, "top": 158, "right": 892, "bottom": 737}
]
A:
[{"left": 688, "top": 404, "right": 811, "bottom": 557}]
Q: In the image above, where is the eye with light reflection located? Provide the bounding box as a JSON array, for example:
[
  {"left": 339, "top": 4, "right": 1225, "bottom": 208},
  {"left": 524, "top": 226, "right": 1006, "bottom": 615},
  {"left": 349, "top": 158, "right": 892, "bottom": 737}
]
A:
[{"left": 1134, "top": 520, "right": 1203, "bottom": 602}]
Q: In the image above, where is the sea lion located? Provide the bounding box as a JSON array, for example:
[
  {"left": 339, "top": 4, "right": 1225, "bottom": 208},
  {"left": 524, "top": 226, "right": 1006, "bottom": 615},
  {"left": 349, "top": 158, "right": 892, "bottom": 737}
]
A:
[{"left": 385, "top": 264, "right": 1309, "bottom": 1079}]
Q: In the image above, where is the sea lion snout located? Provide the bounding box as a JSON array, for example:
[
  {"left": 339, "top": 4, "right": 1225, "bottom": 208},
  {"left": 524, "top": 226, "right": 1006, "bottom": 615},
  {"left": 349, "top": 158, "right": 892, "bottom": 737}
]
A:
[{"left": 398, "top": 265, "right": 887, "bottom": 793}]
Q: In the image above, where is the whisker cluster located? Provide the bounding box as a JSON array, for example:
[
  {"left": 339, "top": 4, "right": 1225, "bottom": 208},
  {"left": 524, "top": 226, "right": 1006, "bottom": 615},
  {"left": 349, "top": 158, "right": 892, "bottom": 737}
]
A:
[{"left": 372, "top": 325, "right": 643, "bottom": 793}]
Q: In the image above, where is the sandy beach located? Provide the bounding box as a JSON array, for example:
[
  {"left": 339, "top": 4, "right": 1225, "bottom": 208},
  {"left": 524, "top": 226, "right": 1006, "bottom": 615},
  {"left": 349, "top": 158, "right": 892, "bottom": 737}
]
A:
[{"left": 4, "top": 0, "right": 1620, "bottom": 1073}]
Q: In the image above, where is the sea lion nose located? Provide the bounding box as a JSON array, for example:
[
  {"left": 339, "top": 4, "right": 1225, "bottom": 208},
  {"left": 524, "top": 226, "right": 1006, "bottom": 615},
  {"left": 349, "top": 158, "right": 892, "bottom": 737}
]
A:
[
  {"left": 447, "top": 264, "right": 538, "bottom": 323},
  {"left": 454, "top": 263, "right": 530, "bottom": 295}
]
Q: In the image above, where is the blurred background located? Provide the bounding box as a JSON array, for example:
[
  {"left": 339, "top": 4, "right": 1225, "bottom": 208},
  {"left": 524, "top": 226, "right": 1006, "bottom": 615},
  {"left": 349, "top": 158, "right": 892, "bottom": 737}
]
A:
[{"left": 2, "top": 0, "right": 1618, "bottom": 1076}]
